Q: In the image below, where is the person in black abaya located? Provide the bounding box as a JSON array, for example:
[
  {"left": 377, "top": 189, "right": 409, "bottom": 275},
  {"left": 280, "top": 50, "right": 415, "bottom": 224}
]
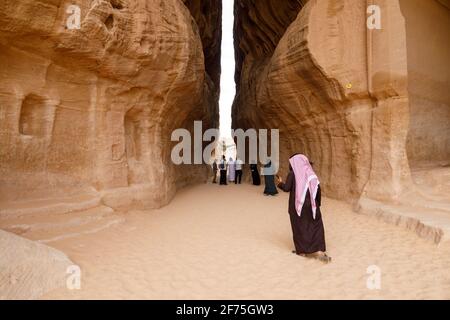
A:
[
  {"left": 219, "top": 156, "right": 227, "bottom": 185},
  {"left": 250, "top": 163, "right": 261, "bottom": 186},
  {"left": 212, "top": 160, "right": 218, "bottom": 184},
  {"left": 263, "top": 161, "right": 278, "bottom": 196},
  {"left": 277, "top": 154, "right": 331, "bottom": 263}
]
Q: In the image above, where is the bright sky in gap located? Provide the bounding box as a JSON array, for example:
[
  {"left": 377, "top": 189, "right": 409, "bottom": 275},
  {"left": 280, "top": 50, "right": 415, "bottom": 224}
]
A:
[{"left": 219, "top": 0, "right": 236, "bottom": 139}]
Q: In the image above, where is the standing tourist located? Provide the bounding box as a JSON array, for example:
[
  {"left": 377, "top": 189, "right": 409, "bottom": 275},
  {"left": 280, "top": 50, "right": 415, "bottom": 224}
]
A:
[
  {"left": 235, "top": 158, "right": 244, "bottom": 184},
  {"left": 228, "top": 157, "right": 236, "bottom": 183},
  {"left": 263, "top": 160, "right": 278, "bottom": 196},
  {"left": 219, "top": 156, "right": 227, "bottom": 185},
  {"left": 212, "top": 160, "right": 218, "bottom": 184},
  {"left": 277, "top": 154, "right": 331, "bottom": 263},
  {"left": 250, "top": 163, "right": 261, "bottom": 186}
]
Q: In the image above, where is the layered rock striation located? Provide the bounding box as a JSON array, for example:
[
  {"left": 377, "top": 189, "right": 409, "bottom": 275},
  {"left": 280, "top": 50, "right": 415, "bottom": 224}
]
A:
[
  {"left": 233, "top": 0, "right": 449, "bottom": 204},
  {"left": 0, "top": 0, "right": 221, "bottom": 211}
]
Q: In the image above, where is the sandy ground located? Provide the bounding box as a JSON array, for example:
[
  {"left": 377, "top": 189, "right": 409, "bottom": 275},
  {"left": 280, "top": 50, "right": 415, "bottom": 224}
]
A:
[{"left": 40, "top": 183, "right": 450, "bottom": 300}]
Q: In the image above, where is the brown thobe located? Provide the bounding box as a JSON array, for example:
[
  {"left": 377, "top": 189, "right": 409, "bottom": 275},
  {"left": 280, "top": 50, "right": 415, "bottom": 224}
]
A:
[{"left": 278, "top": 171, "right": 326, "bottom": 254}]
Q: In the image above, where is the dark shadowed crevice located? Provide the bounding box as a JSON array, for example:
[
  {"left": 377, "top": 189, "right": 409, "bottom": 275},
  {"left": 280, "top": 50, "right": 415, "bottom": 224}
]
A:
[
  {"left": 184, "top": 0, "right": 223, "bottom": 96},
  {"left": 104, "top": 15, "right": 114, "bottom": 30}
]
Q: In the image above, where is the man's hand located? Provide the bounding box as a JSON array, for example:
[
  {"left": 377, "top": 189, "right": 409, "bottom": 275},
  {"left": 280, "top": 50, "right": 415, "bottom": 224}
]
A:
[{"left": 276, "top": 175, "right": 282, "bottom": 185}]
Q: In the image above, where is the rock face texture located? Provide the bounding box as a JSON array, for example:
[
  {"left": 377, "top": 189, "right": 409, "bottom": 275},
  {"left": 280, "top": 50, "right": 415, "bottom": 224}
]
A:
[
  {"left": 184, "top": 0, "right": 222, "bottom": 93},
  {"left": 233, "top": 0, "right": 449, "bottom": 205},
  {"left": 401, "top": 0, "right": 450, "bottom": 167},
  {"left": 0, "top": 0, "right": 221, "bottom": 211},
  {"left": 0, "top": 229, "right": 74, "bottom": 299}
]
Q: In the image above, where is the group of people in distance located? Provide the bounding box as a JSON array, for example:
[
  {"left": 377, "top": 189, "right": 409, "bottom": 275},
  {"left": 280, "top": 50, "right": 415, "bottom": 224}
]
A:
[
  {"left": 212, "top": 156, "right": 244, "bottom": 185},
  {"left": 211, "top": 156, "right": 278, "bottom": 196},
  {"left": 211, "top": 153, "right": 331, "bottom": 263}
]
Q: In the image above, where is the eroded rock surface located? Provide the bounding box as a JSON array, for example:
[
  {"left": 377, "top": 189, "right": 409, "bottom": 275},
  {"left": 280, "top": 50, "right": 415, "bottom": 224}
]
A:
[
  {"left": 0, "top": 0, "right": 221, "bottom": 211},
  {"left": 0, "top": 229, "right": 74, "bottom": 299},
  {"left": 233, "top": 0, "right": 449, "bottom": 204}
]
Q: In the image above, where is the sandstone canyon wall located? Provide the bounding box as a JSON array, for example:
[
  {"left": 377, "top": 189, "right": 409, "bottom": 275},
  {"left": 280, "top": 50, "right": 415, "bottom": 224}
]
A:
[
  {"left": 401, "top": 0, "right": 450, "bottom": 167},
  {"left": 0, "top": 0, "right": 221, "bottom": 212},
  {"left": 232, "top": 0, "right": 449, "bottom": 204}
]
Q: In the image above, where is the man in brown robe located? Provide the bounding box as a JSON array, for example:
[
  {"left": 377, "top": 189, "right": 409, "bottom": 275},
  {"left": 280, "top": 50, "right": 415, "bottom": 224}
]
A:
[{"left": 277, "top": 154, "right": 331, "bottom": 263}]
